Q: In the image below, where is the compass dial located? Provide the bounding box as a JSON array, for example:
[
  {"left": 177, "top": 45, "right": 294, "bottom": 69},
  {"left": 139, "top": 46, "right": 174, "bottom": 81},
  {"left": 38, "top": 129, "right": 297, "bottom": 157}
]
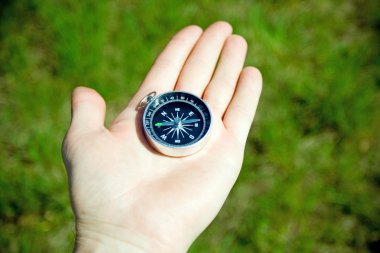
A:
[{"left": 143, "top": 91, "right": 212, "bottom": 152}]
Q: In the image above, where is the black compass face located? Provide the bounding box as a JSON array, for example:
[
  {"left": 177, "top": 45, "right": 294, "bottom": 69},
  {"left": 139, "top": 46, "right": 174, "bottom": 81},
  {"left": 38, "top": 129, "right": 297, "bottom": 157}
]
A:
[{"left": 143, "top": 91, "right": 212, "bottom": 147}]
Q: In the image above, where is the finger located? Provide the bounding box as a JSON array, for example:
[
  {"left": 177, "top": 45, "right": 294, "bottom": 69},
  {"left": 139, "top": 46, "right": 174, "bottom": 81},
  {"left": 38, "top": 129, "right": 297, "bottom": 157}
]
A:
[
  {"left": 203, "top": 35, "right": 247, "bottom": 117},
  {"left": 70, "top": 86, "right": 106, "bottom": 132},
  {"left": 174, "top": 21, "right": 233, "bottom": 96},
  {"left": 223, "top": 67, "right": 262, "bottom": 145},
  {"left": 112, "top": 25, "right": 203, "bottom": 125}
]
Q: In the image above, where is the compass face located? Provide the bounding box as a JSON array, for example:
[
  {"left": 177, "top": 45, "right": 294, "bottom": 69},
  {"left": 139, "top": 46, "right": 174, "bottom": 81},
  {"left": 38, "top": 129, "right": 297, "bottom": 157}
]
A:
[{"left": 143, "top": 91, "right": 212, "bottom": 148}]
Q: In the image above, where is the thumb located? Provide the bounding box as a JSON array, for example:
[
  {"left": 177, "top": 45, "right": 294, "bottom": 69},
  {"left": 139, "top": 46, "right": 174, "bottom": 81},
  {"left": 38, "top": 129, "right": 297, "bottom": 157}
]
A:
[{"left": 70, "top": 86, "right": 106, "bottom": 132}]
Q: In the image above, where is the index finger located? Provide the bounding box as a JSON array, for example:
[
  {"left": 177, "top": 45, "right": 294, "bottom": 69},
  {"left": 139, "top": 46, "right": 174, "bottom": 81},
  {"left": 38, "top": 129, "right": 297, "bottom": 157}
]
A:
[{"left": 113, "top": 25, "right": 203, "bottom": 125}]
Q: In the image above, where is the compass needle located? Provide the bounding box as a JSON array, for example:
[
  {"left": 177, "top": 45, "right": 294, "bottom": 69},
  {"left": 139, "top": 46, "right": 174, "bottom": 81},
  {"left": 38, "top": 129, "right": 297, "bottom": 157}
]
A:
[{"left": 182, "top": 118, "right": 201, "bottom": 124}]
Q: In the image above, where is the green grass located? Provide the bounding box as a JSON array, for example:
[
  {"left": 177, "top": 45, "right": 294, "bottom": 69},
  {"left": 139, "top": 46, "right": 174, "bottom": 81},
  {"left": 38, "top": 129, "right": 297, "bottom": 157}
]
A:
[{"left": 1, "top": 0, "right": 379, "bottom": 252}]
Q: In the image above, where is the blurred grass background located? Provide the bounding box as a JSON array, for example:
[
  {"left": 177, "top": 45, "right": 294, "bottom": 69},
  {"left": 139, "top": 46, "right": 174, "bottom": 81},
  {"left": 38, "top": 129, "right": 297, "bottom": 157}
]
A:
[{"left": 0, "top": 0, "right": 379, "bottom": 252}]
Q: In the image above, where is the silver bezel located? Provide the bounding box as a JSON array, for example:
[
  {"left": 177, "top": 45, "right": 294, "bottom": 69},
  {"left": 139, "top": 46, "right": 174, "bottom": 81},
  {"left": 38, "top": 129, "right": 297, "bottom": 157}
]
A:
[{"left": 142, "top": 91, "right": 213, "bottom": 157}]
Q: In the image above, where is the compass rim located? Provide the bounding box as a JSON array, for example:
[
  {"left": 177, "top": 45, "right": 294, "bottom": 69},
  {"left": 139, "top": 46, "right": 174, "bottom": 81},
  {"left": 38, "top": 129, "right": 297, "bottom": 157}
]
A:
[{"left": 142, "top": 91, "right": 213, "bottom": 155}]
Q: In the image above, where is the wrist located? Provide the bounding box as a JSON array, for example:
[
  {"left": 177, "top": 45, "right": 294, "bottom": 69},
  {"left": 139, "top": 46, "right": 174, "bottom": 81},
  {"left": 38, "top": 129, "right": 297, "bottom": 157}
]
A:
[{"left": 74, "top": 218, "right": 175, "bottom": 253}]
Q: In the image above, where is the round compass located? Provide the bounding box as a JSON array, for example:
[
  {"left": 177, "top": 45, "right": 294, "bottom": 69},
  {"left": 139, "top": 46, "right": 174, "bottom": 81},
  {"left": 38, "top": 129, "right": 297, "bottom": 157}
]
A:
[{"left": 142, "top": 91, "right": 212, "bottom": 157}]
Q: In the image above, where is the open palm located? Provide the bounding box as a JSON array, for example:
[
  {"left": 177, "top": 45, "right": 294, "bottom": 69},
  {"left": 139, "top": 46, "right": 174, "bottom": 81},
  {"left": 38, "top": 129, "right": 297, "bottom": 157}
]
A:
[{"left": 62, "top": 21, "right": 262, "bottom": 252}]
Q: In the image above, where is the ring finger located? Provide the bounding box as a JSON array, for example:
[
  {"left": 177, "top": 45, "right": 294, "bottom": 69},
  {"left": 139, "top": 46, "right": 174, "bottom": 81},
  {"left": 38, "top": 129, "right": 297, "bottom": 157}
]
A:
[{"left": 202, "top": 34, "right": 247, "bottom": 117}]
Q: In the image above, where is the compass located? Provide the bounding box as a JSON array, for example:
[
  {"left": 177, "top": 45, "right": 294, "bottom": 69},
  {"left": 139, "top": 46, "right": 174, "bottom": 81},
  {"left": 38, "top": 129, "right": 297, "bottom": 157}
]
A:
[{"left": 142, "top": 91, "right": 212, "bottom": 157}]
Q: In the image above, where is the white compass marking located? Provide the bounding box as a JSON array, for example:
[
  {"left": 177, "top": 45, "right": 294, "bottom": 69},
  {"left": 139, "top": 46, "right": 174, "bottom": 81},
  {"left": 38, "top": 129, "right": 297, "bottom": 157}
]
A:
[
  {"left": 179, "top": 130, "right": 185, "bottom": 138},
  {"left": 171, "top": 129, "right": 176, "bottom": 138},
  {"left": 176, "top": 128, "right": 179, "bottom": 139},
  {"left": 166, "top": 128, "right": 175, "bottom": 136},
  {"left": 181, "top": 127, "right": 190, "bottom": 135},
  {"left": 180, "top": 113, "right": 184, "bottom": 119},
  {"left": 166, "top": 115, "right": 174, "bottom": 121},
  {"left": 163, "top": 127, "right": 171, "bottom": 131},
  {"left": 183, "top": 126, "right": 192, "bottom": 131},
  {"left": 183, "top": 115, "right": 189, "bottom": 121},
  {"left": 170, "top": 113, "right": 176, "bottom": 120}
]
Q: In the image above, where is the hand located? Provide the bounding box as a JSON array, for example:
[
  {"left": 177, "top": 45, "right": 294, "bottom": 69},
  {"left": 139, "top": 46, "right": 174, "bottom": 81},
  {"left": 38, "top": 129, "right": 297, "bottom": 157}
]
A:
[{"left": 62, "top": 21, "right": 262, "bottom": 252}]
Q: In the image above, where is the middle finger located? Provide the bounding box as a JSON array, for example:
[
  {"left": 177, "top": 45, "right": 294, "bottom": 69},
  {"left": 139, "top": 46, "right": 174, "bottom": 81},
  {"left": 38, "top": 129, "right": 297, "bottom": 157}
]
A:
[{"left": 174, "top": 21, "right": 232, "bottom": 96}]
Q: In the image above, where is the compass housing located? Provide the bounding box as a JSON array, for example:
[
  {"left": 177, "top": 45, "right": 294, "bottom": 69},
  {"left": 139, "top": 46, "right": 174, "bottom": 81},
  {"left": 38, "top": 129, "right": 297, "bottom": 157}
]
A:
[{"left": 142, "top": 91, "right": 212, "bottom": 157}]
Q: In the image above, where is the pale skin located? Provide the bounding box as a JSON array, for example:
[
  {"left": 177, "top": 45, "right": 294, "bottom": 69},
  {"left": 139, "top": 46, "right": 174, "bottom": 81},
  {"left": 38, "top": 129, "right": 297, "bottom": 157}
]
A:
[{"left": 62, "top": 21, "right": 262, "bottom": 252}]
